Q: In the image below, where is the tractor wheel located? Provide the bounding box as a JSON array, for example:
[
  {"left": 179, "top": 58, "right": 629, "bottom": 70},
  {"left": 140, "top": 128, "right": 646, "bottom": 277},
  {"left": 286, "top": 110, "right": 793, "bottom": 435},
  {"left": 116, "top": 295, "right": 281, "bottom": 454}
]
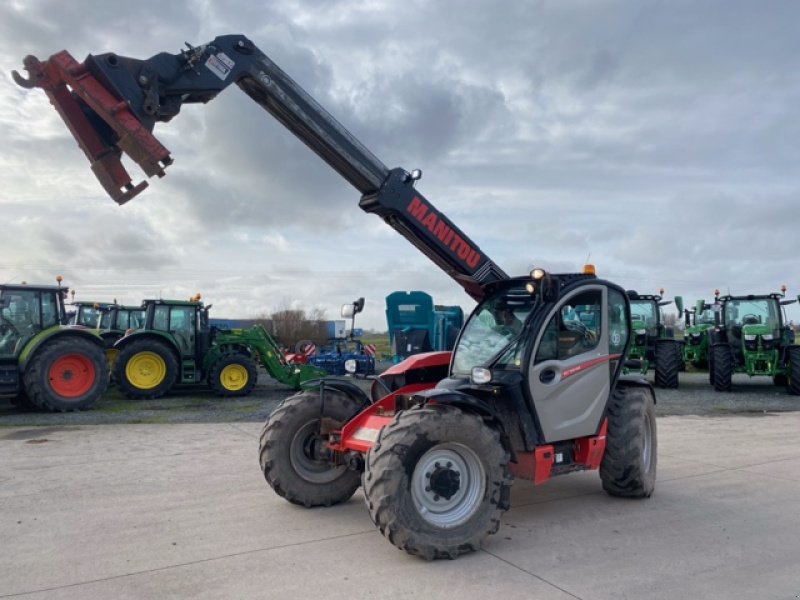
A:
[
  {"left": 363, "top": 405, "right": 511, "bottom": 560},
  {"left": 712, "top": 345, "right": 733, "bottom": 392},
  {"left": 654, "top": 340, "right": 681, "bottom": 389},
  {"left": 708, "top": 351, "right": 715, "bottom": 384},
  {"left": 23, "top": 337, "right": 108, "bottom": 412},
  {"left": 210, "top": 353, "right": 258, "bottom": 397},
  {"left": 600, "top": 385, "right": 657, "bottom": 498},
  {"left": 259, "top": 390, "right": 363, "bottom": 507},
  {"left": 787, "top": 347, "right": 800, "bottom": 396},
  {"left": 115, "top": 339, "right": 178, "bottom": 399}
]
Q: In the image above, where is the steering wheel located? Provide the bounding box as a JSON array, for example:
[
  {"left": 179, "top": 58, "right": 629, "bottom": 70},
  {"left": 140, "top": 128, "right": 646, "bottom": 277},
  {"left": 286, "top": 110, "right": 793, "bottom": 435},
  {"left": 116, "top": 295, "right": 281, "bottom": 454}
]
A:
[
  {"left": 0, "top": 314, "right": 19, "bottom": 337},
  {"left": 741, "top": 313, "right": 759, "bottom": 325}
]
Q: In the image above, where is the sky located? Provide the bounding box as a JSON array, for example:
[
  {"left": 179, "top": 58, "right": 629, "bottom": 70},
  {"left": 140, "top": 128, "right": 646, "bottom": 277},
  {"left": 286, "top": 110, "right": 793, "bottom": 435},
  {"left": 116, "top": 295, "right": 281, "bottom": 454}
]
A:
[{"left": 1, "top": 0, "right": 799, "bottom": 331}]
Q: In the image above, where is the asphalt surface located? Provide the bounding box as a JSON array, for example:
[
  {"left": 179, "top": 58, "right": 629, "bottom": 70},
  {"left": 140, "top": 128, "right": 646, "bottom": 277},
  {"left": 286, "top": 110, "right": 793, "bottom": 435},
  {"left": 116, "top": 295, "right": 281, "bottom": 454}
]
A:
[{"left": 1, "top": 370, "right": 799, "bottom": 599}]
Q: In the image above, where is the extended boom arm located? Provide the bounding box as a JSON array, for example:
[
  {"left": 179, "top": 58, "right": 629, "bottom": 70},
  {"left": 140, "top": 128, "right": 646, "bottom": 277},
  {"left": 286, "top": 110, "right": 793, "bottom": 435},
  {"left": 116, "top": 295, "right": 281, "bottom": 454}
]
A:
[{"left": 14, "top": 34, "right": 507, "bottom": 299}]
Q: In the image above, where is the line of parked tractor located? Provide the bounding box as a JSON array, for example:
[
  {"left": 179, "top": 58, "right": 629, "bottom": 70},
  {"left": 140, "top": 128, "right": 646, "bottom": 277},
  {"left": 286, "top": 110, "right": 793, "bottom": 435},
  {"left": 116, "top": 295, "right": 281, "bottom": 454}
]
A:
[{"left": 1, "top": 278, "right": 798, "bottom": 413}]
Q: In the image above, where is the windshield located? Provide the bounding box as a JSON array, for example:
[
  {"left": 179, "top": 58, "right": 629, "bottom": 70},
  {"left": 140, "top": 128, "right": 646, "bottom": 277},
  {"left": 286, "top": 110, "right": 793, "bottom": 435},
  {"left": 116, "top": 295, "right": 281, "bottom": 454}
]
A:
[
  {"left": 696, "top": 309, "right": 715, "bottom": 325},
  {"left": 452, "top": 285, "right": 537, "bottom": 376},
  {"left": 76, "top": 306, "right": 102, "bottom": 328},
  {"left": 630, "top": 299, "right": 658, "bottom": 332},
  {"left": 724, "top": 298, "right": 779, "bottom": 329}
]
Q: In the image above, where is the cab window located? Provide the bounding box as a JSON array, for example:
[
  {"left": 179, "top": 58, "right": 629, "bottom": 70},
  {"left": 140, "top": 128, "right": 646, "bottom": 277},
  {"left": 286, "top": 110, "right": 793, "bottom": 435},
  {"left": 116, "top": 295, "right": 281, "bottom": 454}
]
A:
[{"left": 535, "top": 290, "right": 602, "bottom": 363}]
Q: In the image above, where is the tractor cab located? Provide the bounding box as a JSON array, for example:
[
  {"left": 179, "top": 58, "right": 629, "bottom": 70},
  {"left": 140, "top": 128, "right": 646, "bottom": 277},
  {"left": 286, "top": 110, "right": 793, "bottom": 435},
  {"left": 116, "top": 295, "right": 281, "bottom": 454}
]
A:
[
  {"left": 98, "top": 304, "right": 146, "bottom": 346},
  {"left": 435, "top": 269, "right": 632, "bottom": 444},
  {"left": 69, "top": 301, "right": 113, "bottom": 329},
  {"left": 715, "top": 294, "right": 785, "bottom": 364},
  {"left": 0, "top": 283, "right": 68, "bottom": 359}
]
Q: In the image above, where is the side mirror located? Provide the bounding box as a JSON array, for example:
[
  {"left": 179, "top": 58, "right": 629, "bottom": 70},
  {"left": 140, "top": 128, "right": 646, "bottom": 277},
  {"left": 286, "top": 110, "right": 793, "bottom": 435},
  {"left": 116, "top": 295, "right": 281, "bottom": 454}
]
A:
[
  {"left": 695, "top": 299, "right": 705, "bottom": 315},
  {"left": 341, "top": 304, "right": 355, "bottom": 318},
  {"left": 344, "top": 359, "right": 357, "bottom": 374},
  {"left": 674, "top": 296, "right": 684, "bottom": 314}
]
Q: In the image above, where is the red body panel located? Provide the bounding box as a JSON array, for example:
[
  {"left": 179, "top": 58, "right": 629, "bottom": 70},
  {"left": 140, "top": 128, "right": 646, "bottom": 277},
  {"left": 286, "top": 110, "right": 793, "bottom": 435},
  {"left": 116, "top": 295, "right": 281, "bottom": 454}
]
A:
[{"left": 380, "top": 351, "right": 451, "bottom": 377}]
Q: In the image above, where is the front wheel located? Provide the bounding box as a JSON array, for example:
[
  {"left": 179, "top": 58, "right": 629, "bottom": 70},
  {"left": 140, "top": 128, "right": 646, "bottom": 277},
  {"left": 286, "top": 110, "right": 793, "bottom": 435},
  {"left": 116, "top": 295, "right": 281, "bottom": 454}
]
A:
[
  {"left": 600, "top": 385, "right": 657, "bottom": 498},
  {"left": 712, "top": 345, "right": 733, "bottom": 392},
  {"left": 210, "top": 353, "right": 257, "bottom": 397},
  {"left": 364, "top": 405, "right": 511, "bottom": 560},
  {"left": 259, "top": 390, "right": 363, "bottom": 507},
  {"left": 787, "top": 347, "right": 800, "bottom": 396},
  {"left": 654, "top": 340, "right": 681, "bottom": 389}
]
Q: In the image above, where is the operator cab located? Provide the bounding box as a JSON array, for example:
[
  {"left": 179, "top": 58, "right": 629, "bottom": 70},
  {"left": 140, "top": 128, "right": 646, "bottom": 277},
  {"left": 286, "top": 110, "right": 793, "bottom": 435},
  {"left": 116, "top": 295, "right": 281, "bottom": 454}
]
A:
[
  {"left": 440, "top": 269, "right": 631, "bottom": 445},
  {"left": 0, "top": 284, "right": 67, "bottom": 359}
]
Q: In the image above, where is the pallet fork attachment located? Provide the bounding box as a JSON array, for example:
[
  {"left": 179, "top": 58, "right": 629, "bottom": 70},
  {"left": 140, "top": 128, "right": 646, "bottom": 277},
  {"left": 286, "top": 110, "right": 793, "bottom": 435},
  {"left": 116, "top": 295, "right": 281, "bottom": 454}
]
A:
[{"left": 12, "top": 52, "right": 172, "bottom": 205}]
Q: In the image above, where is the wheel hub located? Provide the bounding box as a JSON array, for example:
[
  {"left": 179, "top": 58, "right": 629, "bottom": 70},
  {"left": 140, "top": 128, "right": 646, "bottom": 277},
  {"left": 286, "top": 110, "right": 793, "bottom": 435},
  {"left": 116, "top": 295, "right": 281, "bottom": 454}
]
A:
[
  {"left": 427, "top": 462, "right": 461, "bottom": 500},
  {"left": 411, "top": 443, "right": 486, "bottom": 529}
]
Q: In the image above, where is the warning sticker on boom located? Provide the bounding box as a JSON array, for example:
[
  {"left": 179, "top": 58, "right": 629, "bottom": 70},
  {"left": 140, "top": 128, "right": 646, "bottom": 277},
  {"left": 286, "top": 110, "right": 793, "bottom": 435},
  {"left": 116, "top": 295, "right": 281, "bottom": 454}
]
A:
[{"left": 205, "top": 52, "right": 235, "bottom": 80}]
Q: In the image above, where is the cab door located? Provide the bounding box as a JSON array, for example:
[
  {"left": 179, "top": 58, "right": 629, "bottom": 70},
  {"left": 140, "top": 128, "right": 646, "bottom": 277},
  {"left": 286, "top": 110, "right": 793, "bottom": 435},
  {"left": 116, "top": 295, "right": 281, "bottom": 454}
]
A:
[{"left": 528, "top": 285, "right": 617, "bottom": 443}]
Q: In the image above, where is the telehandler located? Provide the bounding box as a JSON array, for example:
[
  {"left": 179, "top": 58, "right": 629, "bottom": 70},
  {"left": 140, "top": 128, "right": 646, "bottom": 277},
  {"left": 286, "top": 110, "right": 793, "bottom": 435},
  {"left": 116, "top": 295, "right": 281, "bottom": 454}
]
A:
[{"left": 16, "top": 35, "right": 658, "bottom": 558}]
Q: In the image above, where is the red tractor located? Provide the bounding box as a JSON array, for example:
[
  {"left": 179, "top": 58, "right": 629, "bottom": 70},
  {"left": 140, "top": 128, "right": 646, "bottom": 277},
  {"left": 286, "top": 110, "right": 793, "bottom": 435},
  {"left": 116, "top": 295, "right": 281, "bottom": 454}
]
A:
[{"left": 15, "top": 34, "right": 657, "bottom": 559}]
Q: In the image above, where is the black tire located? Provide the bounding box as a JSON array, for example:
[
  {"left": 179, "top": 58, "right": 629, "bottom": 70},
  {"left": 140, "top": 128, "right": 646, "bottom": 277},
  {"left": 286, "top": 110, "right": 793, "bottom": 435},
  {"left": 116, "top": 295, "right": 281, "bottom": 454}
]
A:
[
  {"left": 114, "top": 338, "right": 178, "bottom": 399},
  {"left": 364, "top": 405, "right": 512, "bottom": 560},
  {"left": 259, "top": 390, "right": 363, "bottom": 507},
  {"left": 708, "top": 350, "right": 715, "bottom": 385},
  {"left": 209, "top": 352, "right": 258, "bottom": 397},
  {"left": 654, "top": 340, "right": 681, "bottom": 389},
  {"left": 788, "top": 347, "right": 800, "bottom": 396},
  {"left": 23, "top": 337, "right": 109, "bottom": 412},
  {"left": 712, "top": 345, "right": 733, "bottom": 392},
  {"left": 600, "top": 385, "right": 657, "bottom": 498},
  {"left": 9, "top": 391, "right": 36, "bottom": 411}
]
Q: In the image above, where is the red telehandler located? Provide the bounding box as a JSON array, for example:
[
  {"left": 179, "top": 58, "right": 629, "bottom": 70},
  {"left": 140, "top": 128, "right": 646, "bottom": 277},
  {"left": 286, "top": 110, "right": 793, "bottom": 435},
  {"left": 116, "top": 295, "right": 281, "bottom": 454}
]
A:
[{"left": 15, "top": 35, "right": 657, "bottom": 559}]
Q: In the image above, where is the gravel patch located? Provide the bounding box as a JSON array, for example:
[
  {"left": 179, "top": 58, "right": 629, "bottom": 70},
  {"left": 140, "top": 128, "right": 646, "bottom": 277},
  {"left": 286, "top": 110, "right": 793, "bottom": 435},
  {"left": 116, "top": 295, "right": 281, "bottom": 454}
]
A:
[{"left": 1, "top": 369, "right": 797, "bottom": 427}]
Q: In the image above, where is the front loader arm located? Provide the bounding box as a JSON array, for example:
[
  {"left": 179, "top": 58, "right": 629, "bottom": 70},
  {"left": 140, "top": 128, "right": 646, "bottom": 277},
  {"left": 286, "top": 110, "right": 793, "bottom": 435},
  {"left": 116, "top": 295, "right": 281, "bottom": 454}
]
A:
[{"left": 14, "top": 34, "right": 507, "bottom": 299}]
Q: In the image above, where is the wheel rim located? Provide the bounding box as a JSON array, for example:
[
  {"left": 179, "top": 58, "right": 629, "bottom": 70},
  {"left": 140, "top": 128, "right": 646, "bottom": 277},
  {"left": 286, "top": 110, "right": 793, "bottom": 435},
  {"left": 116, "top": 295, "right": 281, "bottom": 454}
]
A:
[
  {"left": 125, "top": 351, "right": 167, "bottom": 390},
  {"left": 289, "top": 419, "right": 346, "bottom": 483},
  {"left": 48, "top": 353, "right": 96, "bottom": 398},
  {"left": 220, "top": 363, "right": 248, "bottom": 391},
  {"left": 411, "top": 443, "right": 486, "bottom": 529},
  {"left": 642, "top": 413, "right": 653, "bottom": 473}
]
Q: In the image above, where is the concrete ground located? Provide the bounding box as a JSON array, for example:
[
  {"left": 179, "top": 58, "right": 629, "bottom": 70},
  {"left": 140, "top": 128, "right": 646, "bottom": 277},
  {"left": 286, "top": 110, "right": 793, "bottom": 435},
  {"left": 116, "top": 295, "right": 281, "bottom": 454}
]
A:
[{"left": 1, "top": 414, "right": 799, "bottom": 600}]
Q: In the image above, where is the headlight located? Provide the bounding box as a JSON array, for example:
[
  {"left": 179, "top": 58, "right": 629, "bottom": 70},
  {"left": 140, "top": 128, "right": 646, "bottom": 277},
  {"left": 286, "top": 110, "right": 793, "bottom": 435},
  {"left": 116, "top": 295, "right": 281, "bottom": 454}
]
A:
[
  {"left": 471, "top": 367, "right": 492, "bottom": 384},
  {"left": 744, "top": 334, "right": 756, "bottom": 341},
  {"left": 691, "top": 333, "right": 702, "bottom": 338},
  {"left": 344, "top": 359, "right": 357, "bottom": 374},
  {"left": 762, "top": 334, "right": 774, "bottom": 340},
  {"left": 635, "top": 329, "right": 646, "bottom": 335}
]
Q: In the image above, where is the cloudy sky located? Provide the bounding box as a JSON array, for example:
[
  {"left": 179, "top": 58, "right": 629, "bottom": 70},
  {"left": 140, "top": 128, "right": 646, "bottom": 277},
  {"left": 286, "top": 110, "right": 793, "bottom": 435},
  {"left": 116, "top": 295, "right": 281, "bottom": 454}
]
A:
[{"left": 1, "top": 0, "right": 799, "bottom": 331}]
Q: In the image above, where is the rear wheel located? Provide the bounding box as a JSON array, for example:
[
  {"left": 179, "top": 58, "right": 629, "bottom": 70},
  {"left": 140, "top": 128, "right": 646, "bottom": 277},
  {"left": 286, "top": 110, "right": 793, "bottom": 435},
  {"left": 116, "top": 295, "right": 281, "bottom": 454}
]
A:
[
  {"left": 115, "top": 339, "right": 178, "bottom": 399},
  {"left": 787, "top": 347, "right": 800, "bottom": 396},
  {"left": 712, "top": 345, "right": 732, "bottom": 392},
  {"left": 364, "top": 405, "right": 511, "bottom": 560},
  {"left": 259, "top": 390, "right": 363, "bottom": 507},
  {"left": 23, "top": 337, "right": 108, "bottom": 412},
  {"left": 654, "top": 340, "right": 681, "bottom": 389},
  {"left": 600, "top": 385, "right": 657, "bottom": 498},
  {"left": 210, "top": 353, "right": 257, "bottom": 397}
]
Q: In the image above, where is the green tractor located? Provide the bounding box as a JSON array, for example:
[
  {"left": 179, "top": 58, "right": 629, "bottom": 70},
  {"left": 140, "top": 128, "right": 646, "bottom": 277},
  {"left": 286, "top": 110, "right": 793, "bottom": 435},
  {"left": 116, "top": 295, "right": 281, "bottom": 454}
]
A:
[
  {"left": 0, "top": 278, "right": 109, "bottom": 411},
  {"left": 98, "top": 303, "right": 146, "bottom": 347},
  {"left": 69, "top": 300, "right": 112, "bottom": 328},
  {"left": 709, "top": 288, "right": 800, "bottom": 394},
  {"left": 112, "top": 296, "right": 326, "bottom": 399},
  {"left": 625, "top": 289, "right": 683, "bottom": 388},
  {"left": 681, "top": 298, "right": 717, "bottom": 370}
]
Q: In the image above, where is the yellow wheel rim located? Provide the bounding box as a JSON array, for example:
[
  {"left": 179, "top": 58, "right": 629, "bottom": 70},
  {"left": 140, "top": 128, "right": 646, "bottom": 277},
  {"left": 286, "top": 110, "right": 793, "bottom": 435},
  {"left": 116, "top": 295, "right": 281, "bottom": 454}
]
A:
[
  {"left": 220, "top": 364, "right": 248, "bottom": 391},
  {"left": 126, "top": 351, "right": 167, "bottom": 390}
]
